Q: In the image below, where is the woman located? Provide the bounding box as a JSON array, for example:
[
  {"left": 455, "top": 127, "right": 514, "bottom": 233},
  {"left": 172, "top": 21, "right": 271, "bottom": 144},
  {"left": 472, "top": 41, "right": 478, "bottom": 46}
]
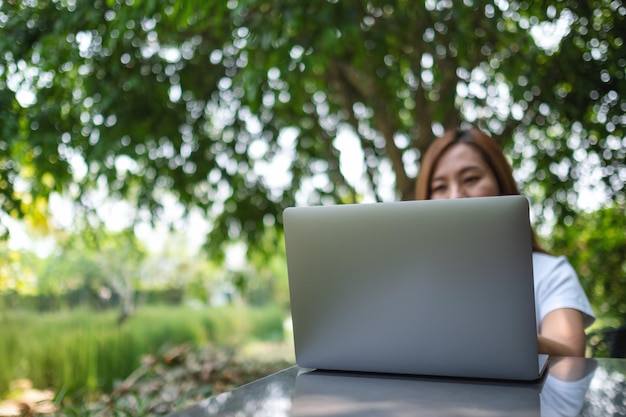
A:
[{"left": 415, "top": 127, "right": 595, "bottom": 357}]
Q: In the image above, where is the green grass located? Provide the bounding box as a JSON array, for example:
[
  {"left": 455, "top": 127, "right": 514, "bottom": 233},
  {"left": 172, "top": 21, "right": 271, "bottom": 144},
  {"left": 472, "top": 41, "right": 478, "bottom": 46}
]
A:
[{"left": 0, "top": 304, "right": 286, "bottom": 397}]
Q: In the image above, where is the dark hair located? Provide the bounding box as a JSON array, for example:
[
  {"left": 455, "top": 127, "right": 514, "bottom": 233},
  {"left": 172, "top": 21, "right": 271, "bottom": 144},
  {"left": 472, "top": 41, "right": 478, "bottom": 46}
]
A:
[{"left": 415, "top": 127, "right": 546, "bottom": 253}]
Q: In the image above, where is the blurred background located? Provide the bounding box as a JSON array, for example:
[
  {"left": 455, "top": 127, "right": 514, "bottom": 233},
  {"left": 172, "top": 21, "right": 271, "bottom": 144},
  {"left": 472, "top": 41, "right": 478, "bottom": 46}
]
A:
[{"left": 0, "top": 0, "right": 624, "bottom": 414}]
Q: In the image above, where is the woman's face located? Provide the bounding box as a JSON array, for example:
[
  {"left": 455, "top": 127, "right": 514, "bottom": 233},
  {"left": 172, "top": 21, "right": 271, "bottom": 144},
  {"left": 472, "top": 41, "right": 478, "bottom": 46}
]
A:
[{"left": 429, "top": 143, "right": 500, "bottom": 200}]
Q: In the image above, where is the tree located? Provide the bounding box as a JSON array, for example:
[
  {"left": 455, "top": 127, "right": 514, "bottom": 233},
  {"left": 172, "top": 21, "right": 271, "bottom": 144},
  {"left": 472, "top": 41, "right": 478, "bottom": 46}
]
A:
[
  {"left": 0, "top": 241, "right": 40, "bottom": 310},
  {"left": 1, "top": 0, "right": 624, "bottom": 255},
  {"left": 33, "top": 226, "right": 148, "bottom": 319},
  {"left": 549, "top": 205, "right": 626, "bottom": 325}
]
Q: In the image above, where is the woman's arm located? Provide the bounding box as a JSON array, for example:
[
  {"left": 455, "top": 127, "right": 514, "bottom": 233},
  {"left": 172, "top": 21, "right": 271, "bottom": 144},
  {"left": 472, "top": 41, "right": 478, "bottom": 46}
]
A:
[{"left": 538, "top": 308, "right": 587, "bottom": 357}]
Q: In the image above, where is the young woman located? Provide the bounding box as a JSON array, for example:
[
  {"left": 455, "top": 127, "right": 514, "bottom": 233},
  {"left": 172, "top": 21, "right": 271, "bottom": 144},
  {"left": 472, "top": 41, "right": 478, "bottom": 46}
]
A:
[{"left": 415, "top": 127, "right": 595, "bottom": 357}]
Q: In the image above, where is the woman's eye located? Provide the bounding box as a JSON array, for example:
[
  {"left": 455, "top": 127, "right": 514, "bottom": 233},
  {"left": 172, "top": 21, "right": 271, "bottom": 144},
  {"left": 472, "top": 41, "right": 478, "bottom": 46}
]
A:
[
  {"left": 431, "top": 185, "right": 446, "bottom": 193},
  {"left": 464, "top": 176, "right": 480, "bottom": 184}
]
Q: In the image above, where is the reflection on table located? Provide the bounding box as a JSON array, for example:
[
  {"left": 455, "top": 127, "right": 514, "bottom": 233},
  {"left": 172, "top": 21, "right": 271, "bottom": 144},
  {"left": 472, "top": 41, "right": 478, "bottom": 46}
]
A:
[{"left": 168, "top": 357, "right": 626, "bottom": 417}]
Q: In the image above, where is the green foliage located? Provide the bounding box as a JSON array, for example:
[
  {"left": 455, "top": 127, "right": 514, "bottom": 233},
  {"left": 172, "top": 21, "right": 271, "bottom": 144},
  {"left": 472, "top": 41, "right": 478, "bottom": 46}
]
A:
[
  {"left": 0, "top": 304, "right": 285, "bottom": 397},
  {"left": 1, "top": 0, "right": 624, "bottom": 364},
  {"left": 1, "top": 1, "right": 624, "bottom": 257},
  {"left": 0, "top": 243, "right": 42, "bottom": 297},
  {"left": 549, "top": 204, "right": 626, "bottom": 325},
  {"left": 238, "top": 228, "right": 291, "bottom": 308}
]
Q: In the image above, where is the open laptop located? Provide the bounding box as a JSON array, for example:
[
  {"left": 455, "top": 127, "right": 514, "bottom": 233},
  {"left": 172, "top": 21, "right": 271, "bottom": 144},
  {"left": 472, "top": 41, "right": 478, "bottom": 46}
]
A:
[{"left": 283, "top": 195, "right": 548, "bottom": 381}]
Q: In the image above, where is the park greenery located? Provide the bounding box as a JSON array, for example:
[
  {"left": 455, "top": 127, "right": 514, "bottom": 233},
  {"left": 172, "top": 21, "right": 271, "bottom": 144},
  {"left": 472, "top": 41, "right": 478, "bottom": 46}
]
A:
[
  {"left": 0, "top": 221, "right": 290, "bottom": 400},
  {"left": 1, "top": 0, "right": 624, "bottom": 247},
  {"left": 0, "top": 0, "right": 625, "bottom": 413},
  {"left": 0, "top": 304, "right": 286, "bottom": 395}
]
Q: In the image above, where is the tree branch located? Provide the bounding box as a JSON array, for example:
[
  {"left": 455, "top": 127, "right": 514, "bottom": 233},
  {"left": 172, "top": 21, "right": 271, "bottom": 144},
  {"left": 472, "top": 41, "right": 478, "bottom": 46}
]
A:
[{"left": 333, "top": 62, "right": 411, "bottom": 200}]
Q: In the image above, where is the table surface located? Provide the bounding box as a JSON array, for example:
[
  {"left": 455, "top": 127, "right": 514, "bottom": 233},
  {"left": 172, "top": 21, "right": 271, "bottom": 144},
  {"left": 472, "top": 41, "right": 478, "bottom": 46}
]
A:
[{"left": 169, "top": 357, "right": 626, "bottom": 417}]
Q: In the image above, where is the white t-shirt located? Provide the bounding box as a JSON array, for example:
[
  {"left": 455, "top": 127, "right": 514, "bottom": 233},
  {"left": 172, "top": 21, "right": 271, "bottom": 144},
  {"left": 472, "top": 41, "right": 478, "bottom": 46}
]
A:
[{"left": 533, "top": 252, "right": 596, "bottom": 331}]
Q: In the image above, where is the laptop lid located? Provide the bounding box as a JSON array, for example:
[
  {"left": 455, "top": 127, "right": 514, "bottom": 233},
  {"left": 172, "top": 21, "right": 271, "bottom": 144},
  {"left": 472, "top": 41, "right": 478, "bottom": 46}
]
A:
[{"left": 283, "top": 195, "right": 543, "bottom": 381}]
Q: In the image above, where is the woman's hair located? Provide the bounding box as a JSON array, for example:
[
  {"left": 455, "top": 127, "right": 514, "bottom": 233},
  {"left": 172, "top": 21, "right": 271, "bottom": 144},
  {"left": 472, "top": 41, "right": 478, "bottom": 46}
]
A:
[{"left": 414, "top": 127, "right": 546, "bottom": 253}]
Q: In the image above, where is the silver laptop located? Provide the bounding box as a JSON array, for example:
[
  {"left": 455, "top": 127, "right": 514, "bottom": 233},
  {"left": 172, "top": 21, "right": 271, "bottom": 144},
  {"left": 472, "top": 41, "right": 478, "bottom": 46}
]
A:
[{"left": 283, "top": 195, "right": 548, "bottom": 381}]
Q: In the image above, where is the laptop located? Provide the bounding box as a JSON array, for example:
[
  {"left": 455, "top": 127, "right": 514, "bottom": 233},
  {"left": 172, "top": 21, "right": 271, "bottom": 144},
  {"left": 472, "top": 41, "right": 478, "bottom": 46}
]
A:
[{"left": 283, "top": 195, "right": 548, "bottom": 381}]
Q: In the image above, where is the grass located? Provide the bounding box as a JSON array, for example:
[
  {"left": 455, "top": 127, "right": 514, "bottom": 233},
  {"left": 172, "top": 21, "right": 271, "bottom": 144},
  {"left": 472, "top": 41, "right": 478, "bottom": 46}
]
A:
[
  {"left": 0, "top": 304, "right": 287, "bottom": 398},
  {"left": 53, "top": 341, "right": 295, "bottom": 416}
]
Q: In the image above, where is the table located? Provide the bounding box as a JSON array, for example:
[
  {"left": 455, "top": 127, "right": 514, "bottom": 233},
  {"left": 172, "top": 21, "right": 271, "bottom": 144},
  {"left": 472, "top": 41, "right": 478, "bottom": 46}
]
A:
[{"left": 168, "top": 357, "right": 626, "bottom": 416}]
